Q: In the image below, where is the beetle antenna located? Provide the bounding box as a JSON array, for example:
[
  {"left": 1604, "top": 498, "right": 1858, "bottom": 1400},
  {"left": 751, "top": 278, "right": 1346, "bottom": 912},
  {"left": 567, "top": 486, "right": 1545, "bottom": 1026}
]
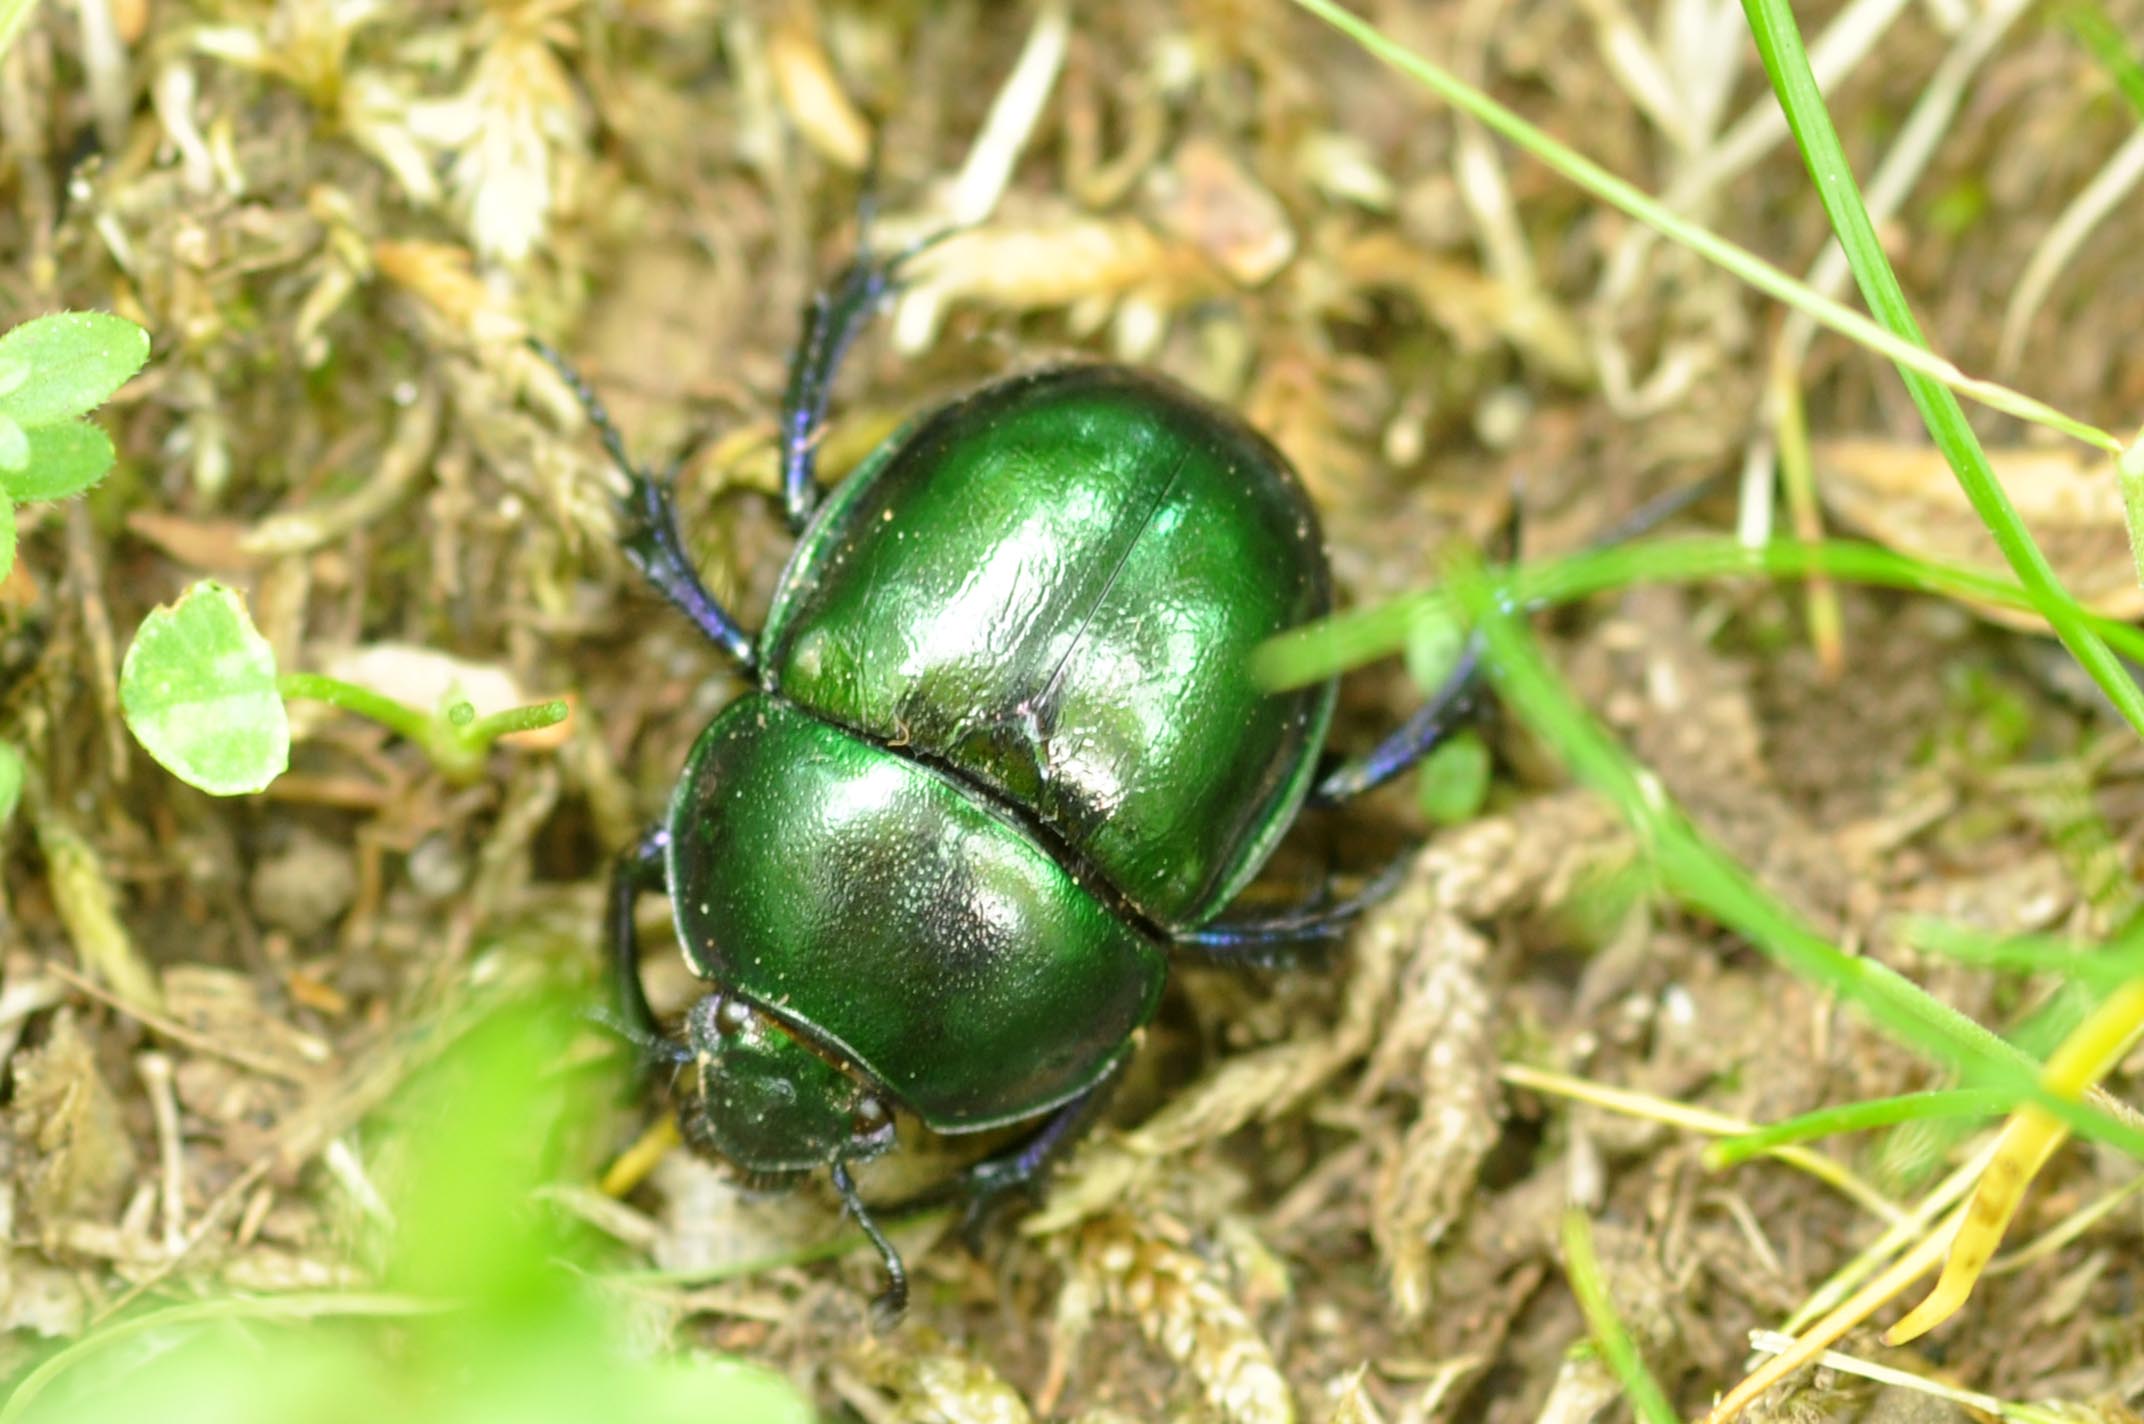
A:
[{"left": 831, "top": 1159, "right": 908, "bottom": 1326}]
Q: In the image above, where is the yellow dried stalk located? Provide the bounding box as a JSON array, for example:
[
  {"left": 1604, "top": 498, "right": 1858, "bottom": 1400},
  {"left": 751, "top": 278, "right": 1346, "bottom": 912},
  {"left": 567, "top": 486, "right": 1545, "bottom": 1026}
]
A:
[{"left": 36, "top": 820, "right": 160, "bottom": 1013}]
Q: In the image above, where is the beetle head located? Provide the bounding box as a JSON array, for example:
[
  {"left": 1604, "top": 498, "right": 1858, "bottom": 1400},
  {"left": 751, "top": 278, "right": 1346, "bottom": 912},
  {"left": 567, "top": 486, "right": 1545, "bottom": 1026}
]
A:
[{"left": 682, "top": 993, "right": 897, "bottom": 1175}]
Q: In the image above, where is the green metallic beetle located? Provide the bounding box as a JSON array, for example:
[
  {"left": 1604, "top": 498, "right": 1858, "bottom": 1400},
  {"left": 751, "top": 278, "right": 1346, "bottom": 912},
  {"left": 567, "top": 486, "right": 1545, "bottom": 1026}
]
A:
[{"left": 544, "top": 239, "right": 1481, "bottom": 1319}]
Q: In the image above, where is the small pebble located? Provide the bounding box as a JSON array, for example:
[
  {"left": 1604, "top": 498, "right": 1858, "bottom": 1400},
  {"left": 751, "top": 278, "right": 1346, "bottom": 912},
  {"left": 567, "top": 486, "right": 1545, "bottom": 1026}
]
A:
[{"left": 249, "top": 829, "right": 357, "bottom": 939}]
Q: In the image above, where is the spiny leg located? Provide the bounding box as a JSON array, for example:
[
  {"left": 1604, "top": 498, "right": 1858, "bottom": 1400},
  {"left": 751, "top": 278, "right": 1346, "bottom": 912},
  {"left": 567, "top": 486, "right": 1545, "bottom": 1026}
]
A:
[
  {"left": 1171, "top": 853, "right": 1412, "bottom": 966},
  {"left": 531, "top": 340, "right": 758, "bottom": 670},
  {"left": 877, "top": 1061, "right": 1125, "bottom": 1259},
  {"left": 1310, "top": 633, "right": 1486, "bottom": 805},
  {"left": 780, "top": 224, "right": 954, "bottom": 532},
  {"left": 1309, "top": 474, "right": 1716, "bottom": 806},
  {"left": 953, "top": 1065, "right": 1121, "bottom": 1245},
  {"left": 601, "top": 824, "right": 690, "bottom": 1075}
]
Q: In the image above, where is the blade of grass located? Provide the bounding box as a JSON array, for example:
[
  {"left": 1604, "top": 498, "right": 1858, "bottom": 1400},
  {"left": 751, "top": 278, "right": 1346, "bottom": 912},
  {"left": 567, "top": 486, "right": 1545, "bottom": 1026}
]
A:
[
  {"left": 1706, "top": 1090, "right": 2012, "bottom": 1168},
  {"left": 1287, "top": 0, "right": 2123, "bottom": 458},
  {"left": 1561, "top": 1211, "right": 1679, "bottom": 1424},
  {"left": 1501, "top": 1062, "right": 1904, "bottom": 1222},
  {"left": 1253, "top": 535, "right": 2144, "bottom": 690},
  {"left": 1445, "top": 554, "right": 2144, "bottom": 1164},
  {"left": 0, "top": 1292, "right": 448, "bottom": 1424},
  {"left": 2060, "top": 2, "right": 2144, "bottom": 119},
  {"left": 1757, "top": 0, "right": 2026, "bottom": 660},
  {"left": 1902, "top": 918, "right": 2144, "bottom": 993},
  {"left": 1738, "top": 0, "right": 2144, "bottom": 738},
  {"left": 0, "top": 0, "right": 39, "bottom": 62}
]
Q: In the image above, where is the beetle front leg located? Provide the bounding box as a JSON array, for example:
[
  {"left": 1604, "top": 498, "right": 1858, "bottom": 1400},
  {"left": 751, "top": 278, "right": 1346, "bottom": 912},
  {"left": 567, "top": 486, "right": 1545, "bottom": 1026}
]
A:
[
  {"left": 531, "top": 341, "right": 759, "bottom": 670},
  {"left": 951, "top": 1068, "right": 1121, "bottom": 1248},
  {"left": 833, "top": 1160, "right": 909, "bottom": 1326},
  {"left": 601, "top": 824, "right": 689, "bottom": 1076}
]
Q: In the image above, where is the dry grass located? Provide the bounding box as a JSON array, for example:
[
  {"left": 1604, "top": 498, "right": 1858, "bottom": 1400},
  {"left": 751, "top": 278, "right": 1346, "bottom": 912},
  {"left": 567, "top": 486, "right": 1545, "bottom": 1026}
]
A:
[{"left": 1, "top": 2, "right": 2141, "bottom": 1420}]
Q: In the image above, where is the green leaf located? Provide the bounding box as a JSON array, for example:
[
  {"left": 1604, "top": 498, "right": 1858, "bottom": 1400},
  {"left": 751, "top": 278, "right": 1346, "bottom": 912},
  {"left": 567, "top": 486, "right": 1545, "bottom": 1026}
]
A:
[
  {"left": 640, "top": 1358, "right": 815, "bottom": 1424},
  {"left": 4, "top": 419, "right": 116, "bottom": 501},
  {"left": 1403, "top": 606, "right": 1466, "bottom": 691},
  {"left": 0, "top": 353, "right": 26, "bottom": 398},
  {"left": 0, "top": 312, "right": 150, "bottom": 426},
  {"left": 0, "top": 738, "right": 21, "bottom": 824},
  {"left": 0, "top": 412, "right": 24, "bottom": 472},
  {"left": 1416, "top": 730, "right": 1490, "bottom": 826},
  {"left": 119, "top": 580, "right": 289, "bottom": 796}
]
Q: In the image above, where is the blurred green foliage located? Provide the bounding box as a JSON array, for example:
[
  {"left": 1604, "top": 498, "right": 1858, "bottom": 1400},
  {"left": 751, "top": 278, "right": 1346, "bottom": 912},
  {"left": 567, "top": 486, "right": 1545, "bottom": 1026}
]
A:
[
  {"left": 0, "top": 312, "right": 149, "bottom": 581},
  {"left": 3, "top": 997, "right": 814, "bottom": 1424}
]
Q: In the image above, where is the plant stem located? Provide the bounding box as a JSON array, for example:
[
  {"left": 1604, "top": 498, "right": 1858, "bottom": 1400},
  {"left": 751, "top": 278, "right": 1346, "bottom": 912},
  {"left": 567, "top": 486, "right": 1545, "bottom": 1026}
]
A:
[
  {"left": 280, "top": 675, "right": 568, "bottom": 783},
  {"left": 1287, "top": 0, "right": 2123, "bottom": 456},
  {"left": 463, "top": 699, "right": 569, "bottom": 744},
  {"left": 1253, "top": 535, "right": 2144, "bottom": 691},
  {"left": 1562, "top": 1211, "right": 1679, "bottom": 1424},
  {"left": 1706, "top": 1090, "right": 2013, "bottom": 1168},
  {"left": 1738, "top": 0, "right": 2144, "bottom": 738},
  {"left": 277, "top": 672, "right": 435, "bottom": 747}
]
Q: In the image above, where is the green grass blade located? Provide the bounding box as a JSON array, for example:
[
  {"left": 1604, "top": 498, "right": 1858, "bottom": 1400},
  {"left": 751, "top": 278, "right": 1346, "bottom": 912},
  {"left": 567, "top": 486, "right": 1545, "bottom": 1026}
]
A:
[
  {"left": 1446, "top": 554, "right": 2144, "bottom": 1164},
  {"left": 1738, "top": 0, "right": 2144, "bottom": 739},
  {"left": 1706, "top": 1089, "right": 2013, "bottom": 1168},
  {"left": 1902, "top": 918, "right": 2144, "bottom": 994},
  {"left": 1253, "top": 535, "right": 2144, "bottom": 690},
  {"left": 0, "top": 1293, "right": 448, "bottom": 1424},
  {"left": 1561, "top": 1211, "right": 1680, "bottom": 1424},
  {"left": 1287, "top": 0, "right": 2122, "bottom": 456},
  {"left": 2060, "top": 3, "right": 2144, "bottom": 120}
]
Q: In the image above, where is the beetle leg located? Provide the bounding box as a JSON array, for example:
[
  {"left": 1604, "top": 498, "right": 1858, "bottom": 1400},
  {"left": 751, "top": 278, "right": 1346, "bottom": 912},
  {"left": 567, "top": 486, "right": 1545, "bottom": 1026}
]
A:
[
  {"left": 1171, "top": 853, "right": 1411, "bottom": 964},
  {"left": 1312, "top": 473, "right": 1719, "bottom": 804},
  {"left": 955, "top": 1069, "right": 1121, "bottom": 1249},
  {"left": 870, "top": 1061, "right": 1124, "bottom": 1259},
  {"left": 1308, "top": 633, "right": 1488, "bottom": 805},
  {"left": 832, "top": 1159, "right": 909, "bottom": 1326},
  {"left": 779, "top": 224, "right": 957, "bottom": 532},
  {"left": 529, "top": 339, "right": 759, "bottom": 670},
  {"left": 598, "top": 825, "right": 691, "bottom": 1076}
]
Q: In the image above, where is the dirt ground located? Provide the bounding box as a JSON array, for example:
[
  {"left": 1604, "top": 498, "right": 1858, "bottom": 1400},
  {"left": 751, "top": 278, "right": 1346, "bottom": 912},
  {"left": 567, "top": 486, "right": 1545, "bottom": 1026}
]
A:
[{"left": 2, "top": 2, "right": 2142, "bottom": 1421}]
